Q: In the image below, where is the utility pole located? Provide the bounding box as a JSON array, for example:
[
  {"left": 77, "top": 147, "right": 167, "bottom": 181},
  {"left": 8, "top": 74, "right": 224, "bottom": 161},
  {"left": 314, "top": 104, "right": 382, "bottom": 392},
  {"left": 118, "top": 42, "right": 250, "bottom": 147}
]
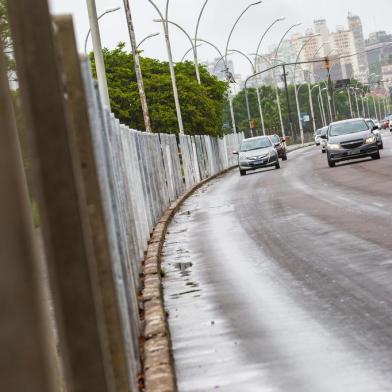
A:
[
  {"left": 282, "top": 64, "right": 294, "bottom": 137},
  {"left": 148, "top": 0, "right": 184, "bottom": 134},
  {"left": 123, "top": 0, "right": 152, "bottom": 132},
  {"left": 86, "top": 0, "right": 111, "bottom": 109}
]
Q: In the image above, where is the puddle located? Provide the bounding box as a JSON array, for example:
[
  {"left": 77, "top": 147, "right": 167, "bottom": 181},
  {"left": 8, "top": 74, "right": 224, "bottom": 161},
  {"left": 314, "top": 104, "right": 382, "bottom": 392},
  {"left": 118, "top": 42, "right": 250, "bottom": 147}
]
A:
[
  {"left": 174, "top": 261, "right": 193, "bottom": 277},
  {"left": 170, "top": 289, "right": 201, "bottom": 300}
]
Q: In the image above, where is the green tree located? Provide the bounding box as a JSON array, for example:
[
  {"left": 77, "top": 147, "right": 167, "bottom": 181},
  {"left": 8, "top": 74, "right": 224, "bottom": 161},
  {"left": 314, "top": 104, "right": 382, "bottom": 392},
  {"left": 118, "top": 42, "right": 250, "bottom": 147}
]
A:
[
  {"left": 0, "top": 0, "right": 14, "bottom": 74},
  {"left": 91, "top": 43, "right": 228, "bottom": 136}
]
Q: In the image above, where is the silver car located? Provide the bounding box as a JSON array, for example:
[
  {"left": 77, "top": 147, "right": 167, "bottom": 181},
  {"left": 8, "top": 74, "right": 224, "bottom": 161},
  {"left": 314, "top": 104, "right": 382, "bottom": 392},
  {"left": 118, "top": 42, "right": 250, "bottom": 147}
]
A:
[
  {"left": 234, "top": 136, "right": 280, "bottom": 176},
  {"left": 365, "top": 119, "right": 383, "bottom": 149}
]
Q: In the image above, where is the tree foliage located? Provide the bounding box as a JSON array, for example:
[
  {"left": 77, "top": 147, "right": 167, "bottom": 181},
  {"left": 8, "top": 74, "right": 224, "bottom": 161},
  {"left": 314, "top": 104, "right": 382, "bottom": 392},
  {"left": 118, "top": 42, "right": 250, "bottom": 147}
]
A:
[
  {"left": 91, "top": 43, "right": 228, "bottom": 136},
  {"left": 0, "top": 0, "right": 15, "bottom": 75}
]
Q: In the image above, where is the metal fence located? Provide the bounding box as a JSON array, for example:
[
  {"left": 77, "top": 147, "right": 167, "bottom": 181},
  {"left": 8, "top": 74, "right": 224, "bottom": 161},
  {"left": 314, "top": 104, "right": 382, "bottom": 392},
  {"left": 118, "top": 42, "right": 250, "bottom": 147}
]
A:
[{"left": 1, "top": 5, "right": 243, "bottom": 391}]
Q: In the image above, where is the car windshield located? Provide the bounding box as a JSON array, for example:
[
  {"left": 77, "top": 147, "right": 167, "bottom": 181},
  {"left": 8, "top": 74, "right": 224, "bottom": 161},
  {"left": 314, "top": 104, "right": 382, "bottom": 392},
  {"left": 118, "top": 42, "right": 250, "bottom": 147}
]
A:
[
  {"left": 270, "top": 135, "right": 280, "bottom": 144},
  {"left": 329, "top": 120, "right": 369, "bottom": 136},
  {"left": 240, "top": 137, "right": 272, "bottom": 152},
  {"left": 366, "top": 120, "right": 374, "bottom": 128}
]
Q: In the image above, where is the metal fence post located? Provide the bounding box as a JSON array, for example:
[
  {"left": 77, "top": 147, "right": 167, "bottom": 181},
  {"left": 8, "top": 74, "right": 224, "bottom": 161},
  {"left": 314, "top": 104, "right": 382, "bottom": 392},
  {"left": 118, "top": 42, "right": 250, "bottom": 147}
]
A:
[
  {"left": 0, "top": 44, "right": 56, "bottom": 392},
  {"left": 7, "top": 0, "right": 111, "bottom": 390},
  {"left": 53, "top": 15, "right": 137, "bottom": 391}
]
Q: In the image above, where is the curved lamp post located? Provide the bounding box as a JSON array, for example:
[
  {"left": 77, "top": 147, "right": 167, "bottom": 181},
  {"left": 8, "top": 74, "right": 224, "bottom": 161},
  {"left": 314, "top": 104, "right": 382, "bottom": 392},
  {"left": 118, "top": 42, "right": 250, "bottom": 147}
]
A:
[
  {"left": 154, "top": 19, "right": 201, "bottom": 84},
  {"left": 223, "top": 1, "right": 263, "bottom": 134},
  {"left": 181, "top": 44, "right": 202, "bottom": 62},
  {"left": 250, "top": 17, "right": 286, "bottom": 135},
  {"left": 84, "top": 6, "right": 121, "bottom": 54},
  {"left": 147, "top": 0, "right": 184, "bottom": 133},
  {"left": 273, "top": 22, "right": 302, "bottom": 138},
  {"left": 292, "top": 34, "right": 320, "bottom": 144},
  {"left": 228, "top": 49, "right": 259, "bottom": 136},
  {"left": 136, "top": 32, "right": 160, "bottom": 50}
]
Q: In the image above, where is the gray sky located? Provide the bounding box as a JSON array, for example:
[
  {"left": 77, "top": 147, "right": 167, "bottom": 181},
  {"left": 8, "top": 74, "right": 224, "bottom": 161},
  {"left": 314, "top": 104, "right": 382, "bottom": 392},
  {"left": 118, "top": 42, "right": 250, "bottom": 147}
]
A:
[{"left": 49, "top": 0, "right": 391, "bottom": 77}]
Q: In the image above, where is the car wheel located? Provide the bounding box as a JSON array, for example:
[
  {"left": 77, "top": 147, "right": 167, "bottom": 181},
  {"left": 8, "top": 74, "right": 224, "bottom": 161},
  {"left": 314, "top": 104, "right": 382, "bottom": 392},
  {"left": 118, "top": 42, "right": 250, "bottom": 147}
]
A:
[
  {"left": 240, "top": 169, "right": 246, "bottom": 176},
  {"left": 322, "top": 149, "right": 326, "bottom": 154},
  {"left": 282, "top": 154, "right": 287, "bottom": 161},
  {"left": 275, "top": 161, "right": 281, "bottom": 169},
  {"left": 327, "top": 154, "right": 335, "bottom": 167},
  {"left": 371, "top": 151, "right": 381, "bottom": 160},
  {"left": 379, "top": 142, "right": 384, "bottom": 150}
]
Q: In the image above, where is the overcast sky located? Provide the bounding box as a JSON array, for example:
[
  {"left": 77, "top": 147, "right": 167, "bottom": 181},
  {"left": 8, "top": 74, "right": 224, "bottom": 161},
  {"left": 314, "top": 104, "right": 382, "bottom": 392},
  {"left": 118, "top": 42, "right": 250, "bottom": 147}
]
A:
[{"left": 49, "top": 0, "right": 391, "bottom": 77}]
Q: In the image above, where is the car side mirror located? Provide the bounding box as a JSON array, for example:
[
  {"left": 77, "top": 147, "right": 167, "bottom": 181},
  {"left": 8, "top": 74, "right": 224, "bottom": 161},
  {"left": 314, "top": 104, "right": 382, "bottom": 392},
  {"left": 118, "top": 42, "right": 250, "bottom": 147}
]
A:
[
  {"left": 320, "top": 134, "right": 327, "bottom": 139},
  {"left": 281, "top": 138, "right": 286, "bottom": 143},
  {"left": 232, "top": 151, "right": 239, "bottom": 155}
]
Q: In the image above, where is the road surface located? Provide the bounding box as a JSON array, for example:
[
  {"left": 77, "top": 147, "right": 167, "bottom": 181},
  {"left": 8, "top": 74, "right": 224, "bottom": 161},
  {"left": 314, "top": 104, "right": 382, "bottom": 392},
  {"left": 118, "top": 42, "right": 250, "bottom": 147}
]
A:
[{"left": 162, "top": 130, "right": 392, "bottom": 392}]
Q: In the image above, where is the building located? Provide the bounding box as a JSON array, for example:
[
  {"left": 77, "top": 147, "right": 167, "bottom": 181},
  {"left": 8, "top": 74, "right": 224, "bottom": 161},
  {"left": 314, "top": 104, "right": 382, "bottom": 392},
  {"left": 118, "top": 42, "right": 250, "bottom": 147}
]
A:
[
  {"left": 313, "top": 18, "right": 331, "bottom": 55},
  {"left": 365, "top": 31, "right": 392, "bottom": 87},
  {"left": 347, "top": 13, "right": 368, "bottom": 76},
  {"left": 330, "top": 26, "right": 361, "bottom": 81}
]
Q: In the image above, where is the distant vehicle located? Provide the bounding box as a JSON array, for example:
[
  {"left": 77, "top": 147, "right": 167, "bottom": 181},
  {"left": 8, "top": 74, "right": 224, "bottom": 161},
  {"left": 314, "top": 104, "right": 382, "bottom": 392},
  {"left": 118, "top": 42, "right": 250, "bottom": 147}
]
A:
[
  {"left": 365, "top": 119, "right": 383, "bottom": 149},
  {"left": 267, "top": 134, "right": 287, "bottom": 161},
  {"left": 382, "top": 116, "right": 391, "bottom": 129},
  {"left": 318, "top": 126, "right": 328, "bottom": 153},
  {"left": 314, "top": 128, "right": 323, "bottom": 145},
  {"left": 233, "top": 136, "right": 280, "bottom": 176},
  {"left": 321, "top": 118, "right": 380, "bottom": 168}
]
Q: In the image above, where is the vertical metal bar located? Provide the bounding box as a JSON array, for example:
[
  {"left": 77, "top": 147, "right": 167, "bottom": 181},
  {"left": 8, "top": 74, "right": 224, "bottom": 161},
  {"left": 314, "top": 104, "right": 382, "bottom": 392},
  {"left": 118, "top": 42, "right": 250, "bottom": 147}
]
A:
[
  {"left": 282, "top": 64, "right": 294, "bottom": 137},
  {"left": 53, "top": 16, "right": 135, "bottom": 392},
  {"left": 123, "top": 0, "right": 152, "bottom": 132},
  {"left": 0, "top": 44, "right": 56, "bottom": 392},
  {"left": 86, "top": 0, "right": 111, "bottom": 109},
  {"left": 7, "top": 1, "right": 110, "bottom": 390}
]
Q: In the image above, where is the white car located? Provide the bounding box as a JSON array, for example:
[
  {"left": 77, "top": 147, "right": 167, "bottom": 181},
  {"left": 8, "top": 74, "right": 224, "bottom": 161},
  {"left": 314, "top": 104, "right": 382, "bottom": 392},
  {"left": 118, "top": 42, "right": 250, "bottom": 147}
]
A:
[
  {"left": 318, "top": 126, "right": 328, "bottom": 153},
  {"left": 314, "top": 129, "right": 322, "bottom": 145}
]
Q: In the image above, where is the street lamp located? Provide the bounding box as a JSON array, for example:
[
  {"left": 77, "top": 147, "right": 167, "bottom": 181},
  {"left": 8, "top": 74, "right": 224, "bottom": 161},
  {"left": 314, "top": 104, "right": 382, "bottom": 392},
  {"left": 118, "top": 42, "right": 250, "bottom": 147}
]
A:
[
  {"left": 148, "top": 0, "right": 184, "bottom": 134},
  {"left": 273, "top": 22, "right": 302, "bottom": 138},
  {"left": 252, "top": 17, "right": 286, "bottom": 135},
  {"left": 224, "top": 1, "right": 263, "bottom": 73},
  {"left": 153, "top": 19, "right": 201, "bottom": 84},
  {"left": 84, "top": 6, "right": 121, "bottom": 54},
  {"left": 181, "top": 44, "right": 202, "bottom": 62},
  {"left": 223, "top": 1, "right": 263, "bottom": 134},
  {"left": 252, "top": 54, "right": 286, "bottom": 136},
  {"left": 136, "top": 33, "right": 160, "bottom": 50},
  {"left": 292, "top": 34, "right": 321, "bottom": 144},
  {"left": 85, "top": 2, "right": 120, "bottom": 109},
  {"left": 228, "top": 49, "right": 259, "bottom": 136}
]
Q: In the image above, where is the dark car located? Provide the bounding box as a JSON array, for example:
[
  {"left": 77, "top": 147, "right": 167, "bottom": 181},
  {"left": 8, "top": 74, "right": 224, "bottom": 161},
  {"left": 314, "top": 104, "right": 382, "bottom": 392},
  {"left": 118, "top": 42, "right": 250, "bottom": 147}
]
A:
[
  {"left": 267, "top": 134, "right": 287, "bottom": 160},
  {"left": 322, "top": 118, "right": 380, "bottom": 168},
  {"left": 234, "top": 136, "right": 280, "bottom": 176}
]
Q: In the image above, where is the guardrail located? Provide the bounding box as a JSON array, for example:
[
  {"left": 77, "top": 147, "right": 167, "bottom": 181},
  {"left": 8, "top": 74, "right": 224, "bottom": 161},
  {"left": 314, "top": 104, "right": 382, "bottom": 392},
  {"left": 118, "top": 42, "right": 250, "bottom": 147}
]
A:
[{"left": 1, "top": 3, "right": 243, "bottom": 391}]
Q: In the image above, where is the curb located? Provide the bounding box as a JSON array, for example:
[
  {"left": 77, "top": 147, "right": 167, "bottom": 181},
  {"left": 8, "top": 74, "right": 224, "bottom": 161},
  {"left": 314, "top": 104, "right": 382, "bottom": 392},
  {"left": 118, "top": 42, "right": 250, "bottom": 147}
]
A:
[{"left": 140, "top": 143, "right": 314, "bottom": 391}]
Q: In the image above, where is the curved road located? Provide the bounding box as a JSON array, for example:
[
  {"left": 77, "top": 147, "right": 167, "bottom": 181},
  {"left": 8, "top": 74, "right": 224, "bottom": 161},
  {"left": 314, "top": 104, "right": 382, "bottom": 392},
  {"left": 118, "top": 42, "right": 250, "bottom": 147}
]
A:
[{"left": 162, "top": 131, "right": 392, "bottom": 392}]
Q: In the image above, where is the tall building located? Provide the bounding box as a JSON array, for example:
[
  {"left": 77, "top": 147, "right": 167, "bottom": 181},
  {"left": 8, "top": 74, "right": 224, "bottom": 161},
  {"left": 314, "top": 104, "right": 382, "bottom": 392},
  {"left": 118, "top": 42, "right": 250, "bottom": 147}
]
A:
[
  {"left": 313, "top": 18, "right": 331, "bottom": 55},
  {"left": 347, "top": 13, "right": 368, "bottom": 76},
  {"left": 330, "top": 26, "right": 360, "bottom": 80}
]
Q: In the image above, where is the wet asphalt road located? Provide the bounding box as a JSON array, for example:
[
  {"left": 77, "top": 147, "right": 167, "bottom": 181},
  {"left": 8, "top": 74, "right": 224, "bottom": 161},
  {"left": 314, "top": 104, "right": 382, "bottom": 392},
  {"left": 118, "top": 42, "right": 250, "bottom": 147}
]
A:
[{"left": 162, "top": 130, "right": 392, "bottom": 392}]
